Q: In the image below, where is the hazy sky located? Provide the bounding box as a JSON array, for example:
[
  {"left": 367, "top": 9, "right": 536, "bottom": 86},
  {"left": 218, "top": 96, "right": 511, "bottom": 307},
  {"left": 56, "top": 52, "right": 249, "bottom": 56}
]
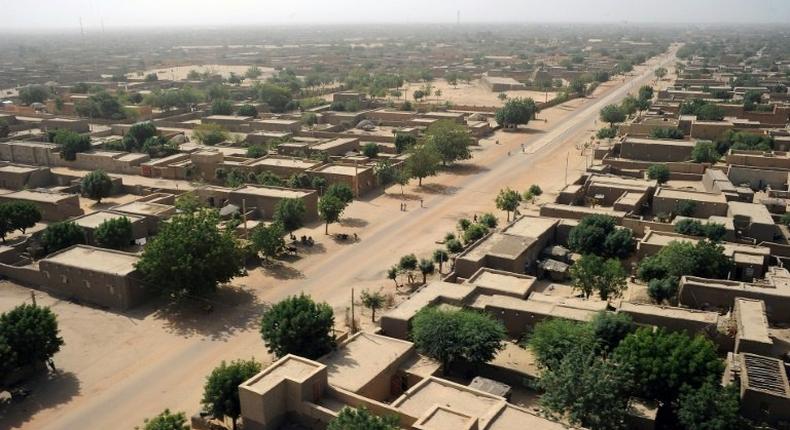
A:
[{"left": 3, "top": 0, "right": 790, "bottom": 30}]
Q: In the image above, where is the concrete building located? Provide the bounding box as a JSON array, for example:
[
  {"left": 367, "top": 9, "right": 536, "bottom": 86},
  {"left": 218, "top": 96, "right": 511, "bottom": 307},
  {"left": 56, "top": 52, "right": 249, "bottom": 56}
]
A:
[{"left": 480, "top": 75, "right": 527, "bottom": 92}]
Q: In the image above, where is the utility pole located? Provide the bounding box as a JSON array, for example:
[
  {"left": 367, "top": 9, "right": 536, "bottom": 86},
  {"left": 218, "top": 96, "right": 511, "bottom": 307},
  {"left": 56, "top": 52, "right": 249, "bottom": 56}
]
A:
[
  {"left": 242, "top": 198, "right": 248, "bottom": 239},
  {"left": 350, "top": 288, "right": 356, "bottom": 333},
  {"left": 564, "top": 152, "right": 569, "bottom": 186}
]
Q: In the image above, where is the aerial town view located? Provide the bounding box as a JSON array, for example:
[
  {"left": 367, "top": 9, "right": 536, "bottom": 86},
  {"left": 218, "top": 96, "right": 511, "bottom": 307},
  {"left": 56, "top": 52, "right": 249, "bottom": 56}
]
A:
[{"left": 2, "top": 1, "right": 790, "bottom": 429}]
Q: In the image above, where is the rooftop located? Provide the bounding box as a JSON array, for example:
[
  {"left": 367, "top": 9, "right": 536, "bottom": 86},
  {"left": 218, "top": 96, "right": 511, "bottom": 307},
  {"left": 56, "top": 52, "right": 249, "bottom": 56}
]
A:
[
  {"left": 502, "top": 215, "right": 558, "bottom": 238},
  {"left": 313, "top": 164, "right": 370, "bottom": 176},
  {"left": 465, "top": 268, "right": 535, "bottom": 298},
  {"left": 742, "top": 353, "right": 790, "bottom": 398},
  {"left": 736, "top": 298, "right": 772, "bottom": 345},
  {"left": 112, "top": 200, "right": 174, "bottom": 217},
  {"left": 393, "top": 377, "right": 504, "bottom": 427},
  {"left": 1, "top": 189, "right": 75, "bottom": 203},
  {"left": 322, "top": 332, "right": 413, "bottom": 393},
  {"left": 72, "top": 211, "right": 143, "bottom": 229},
  {"left": 45, "top": 245, "right": 139, "bottom": 276},
  {"left": 231, "top": 184, "right": 313, "bottom": 199},
  {"left": 653, "top": 187, "right": 728, "bottom": 204},
  {"left": 242, "top": 355, "right": 322, "bottom": 395}
]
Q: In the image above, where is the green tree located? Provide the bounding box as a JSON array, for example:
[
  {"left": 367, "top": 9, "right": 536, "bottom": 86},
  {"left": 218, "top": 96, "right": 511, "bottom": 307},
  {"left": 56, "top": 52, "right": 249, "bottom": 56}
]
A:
[
  {"left": 647, "top": 164, "right": 670, "bottom": 183},
  {"left": 691, "top": 141, "right": 719, "bottom": 163},
  {"left": 613, "top": 327, "right": 723, "bottom": 403},
  {"left": 495, "top": 187, "right": 522, "bottom": 221},
  {"left": 649, "top": 127, "right": 684, "bottom": 139},
  {"left": 599, "top": 104, "right": 626, "bottom": 128},
  {"left": 654, "top": 67, "right": 667, "bottom": 80},
  {"left": 95, "top": 216, "right": 133, "bottom": 249},
  {"left": 256, "top": 83, "right": 292, "bottom": 113},
  {"left": 41, "top": 221, "right": 85, "bottom": 254},
  {"left": 210, "top": 99, "right": 233, "bottom": 115},
  {"left": 446, "top": 238, "right": 463, "bottom": 253},
  {"left": 361, "top": 289, "right": 386, "bottom": 322},
  {"left": 136, "top": 210, "right": 245, "bottom": 299},
  {"left": 325, "top": 183, "right": 354, "bottom": 204},
  {"left": 138, "top": 409, "right": 189, "bottom": 430},
  {"left": 677, "top": 382, "right": 745, "bottom": 430},
  {"left": 423, "top": 120, "right": 472, "bottom": 166},
  {"left": 327, "top": 407, "right": 399, "bottom": 430},
  {"left": 539, "top": 347, "right": 631, "bottom": 430},
  {"left": 246, "top": 144, "right": 266, "bottom": 158},
  {"left": 373, "top": 160, "right": 397, "bottom": 190},
  {"left": 19, "top": 84, "right": 50, "bottom": 105},
  {"left": 418, "top": 258, "right": 435, "bottom": 284},
  {"left": 201, "top": 359, "right": 262, "bottom": 430},
  {"left": 81, "top": 169, "right": 113, "bottom": 203},
  {"left": 590, "top": 311, "right": 634, "bottom": 352},
  {"left": 479, "top": 212, "right": 498, "bottom": 229},
  {"left": 637, "top": 240, "right": 733, "bottom": 286},
  {"left": 319, "top": 195, "right": 346, "bottom": 235},
  {"left": 174, "top": 192, "right": 203, "bottom": 214},
  {"left": 0, "top": 304, "right": 63, "bottom": 372},
  {"left": 697, "top": 104, "right": 725, "bottom": 121},
  {"left": 648, "top": 277, "right": 679, "bottom": 304},
  {"left": 245, "top": 66, "right": 262, "bottom": 79},
  {"left": 411, "top": 307, "right": 506, "bottom": 373},
  {"left": 462, "top": 223, "right": 488, "bottom": 244},
  {"left": 251, "top": 222, "right": 285, "bottom": 261},
  {"left": 236, "top": 104, "right": 258, "bottom": 117},
  {"left": 528, "top": 318, "right": 595, "bottom": 370},
  {"left": 568, "top": 215, "right": 633, "bottom": 258},
  {"left": 362, "top": 142, "right": 379, "bottom": 158},
  {"left": 193, "top": 123, "right": 229, "bottom": 145},
  {"left": 260, "top": 294, "right": 335, "bottom": 358},
  {"left": 495, "top": 97, "right": 537, "bottom": 129},
  {"left": 406, "top": 144, "right": 441, "bottom": 186},
  {"left": 273, "top": 198, "right": 307, "bottom": 233},
  {"left": 394, "top": 133, "right": 417, "bottom": 154},
  {"left": 1, "top": 201, "right": 41, "bottom": 235},
  {"left": 432, "top": 249, "right": 449, "bottom": 273},
  {"left": 570, "top": 254, "right": 627, "bottom": 300},
  {"left": 52, "top": 129, "right": 91, "bottom": 161},
  {"left": 75, "top": 91, "right": 126, "bottom": 119}
]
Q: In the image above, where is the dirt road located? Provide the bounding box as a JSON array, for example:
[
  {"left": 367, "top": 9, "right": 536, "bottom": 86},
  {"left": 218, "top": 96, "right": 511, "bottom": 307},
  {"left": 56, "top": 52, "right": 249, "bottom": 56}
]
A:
[{"left": 0, "top": 48, "right": 677, "bottom": 430}]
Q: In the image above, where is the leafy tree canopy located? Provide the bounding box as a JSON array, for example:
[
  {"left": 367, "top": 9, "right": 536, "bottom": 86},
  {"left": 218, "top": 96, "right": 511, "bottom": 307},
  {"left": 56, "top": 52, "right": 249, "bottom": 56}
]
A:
[{"left": 260, "top": 294, "right": 335, "bottom": 358}]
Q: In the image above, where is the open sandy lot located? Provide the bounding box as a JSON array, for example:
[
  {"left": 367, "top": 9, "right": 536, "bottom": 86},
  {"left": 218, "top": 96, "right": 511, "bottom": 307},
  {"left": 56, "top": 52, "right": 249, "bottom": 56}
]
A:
[
  {"left": 0, "top": 49, "right": 677, "bottom": 430},
  {"left": 395, "top": 78, "right": 558, "bottom": 108},
  {"left": 128, "top": 64, "right": 275, "bottom": 81}
]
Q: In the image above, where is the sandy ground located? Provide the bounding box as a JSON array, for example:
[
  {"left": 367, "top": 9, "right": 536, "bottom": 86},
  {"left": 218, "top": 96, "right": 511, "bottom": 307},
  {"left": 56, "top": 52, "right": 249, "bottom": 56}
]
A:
[
  {"left": 395, "top": 78, "right": 557, "bottom": 108},
  {"left": 0, "top": 49, "right": 677, "bottom": 430},
  {"left": 128, "top": 65, "right": 275, "bottom": 82}
]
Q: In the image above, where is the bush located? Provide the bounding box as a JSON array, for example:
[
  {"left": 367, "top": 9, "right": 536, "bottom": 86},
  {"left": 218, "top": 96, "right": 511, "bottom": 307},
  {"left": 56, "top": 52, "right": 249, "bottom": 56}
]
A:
[
  {"left": 236, "top": 104, "right": 258, "bottom": 117},
  {"left": 568, "top": 215, "right": 633, "bottom": 258},
  {"left": 446, "top": 238, "right": 463, "bottom": 253},
  {"left": 41, "top": 221, "right": 85, "bottom": 254},
  {"left": 479, "top": 213, "right": 498, "bottom": 228},
  {"left": 647, "top": 277, "right": 678, "bottom": 304},
  {"left": 462, "top": 223, "right": 489, "bottom": 244},
  {"left": 649, "top": 127, "right": 684, "bottom": 139},
  {"left": 676, "top": 199, "right": 697, "bottom": 216},
  {"left": 595, "top": 127, "right": 617, "bottom": 139},
  {"left": 647, "top": 164, "right": 670, "bottom": 183},
  {"left": 95, "top": 216, "right": 133, "bottom": 249},
  {"left": 691, "top": 141, "right": 719, "bottom": 163},
  {"left": 193, "top": 123, "right": 229, "bottom": 145}
]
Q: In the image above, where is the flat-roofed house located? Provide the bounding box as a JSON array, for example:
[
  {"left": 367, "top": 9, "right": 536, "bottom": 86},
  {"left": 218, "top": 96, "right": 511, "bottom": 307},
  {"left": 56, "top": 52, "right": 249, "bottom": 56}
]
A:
[
  {"left": 0, "top": 189, "right": 83, "bottom": 221},
  {"left": 734, "top": 298, "right": 773, "bottom": 356},
  {"left": 454, "top": 216, "right": 559, "bottom": 279},
  {"left": 228, "top": 184, "right": 318, "bottom": 221},
  {"left": 0, "top": 163, "right": 53, "bottom": 189},
  {"left": 651, "top": 187, "right": 729, "bottom": 218},
  {"left": 727, "top": 201, "right": 780, "bottom": 242},
  {"left": 619, "top": 137, "right": 695, "bottom": 162},
  {"left": 38, "top": 245, "right": 146, "bottom": 310},
  {"left": 71, "top": 210, "right": 148, "bottom": 245},
  {"left": 308, "top": 163, "right": 375, "bottom": 197}
]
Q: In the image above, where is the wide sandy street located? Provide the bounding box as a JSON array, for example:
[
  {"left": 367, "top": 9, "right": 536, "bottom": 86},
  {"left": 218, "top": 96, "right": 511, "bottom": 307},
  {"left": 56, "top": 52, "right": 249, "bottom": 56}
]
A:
[{"left": 0, "top": 49, "right": 676, "bottom": 430}]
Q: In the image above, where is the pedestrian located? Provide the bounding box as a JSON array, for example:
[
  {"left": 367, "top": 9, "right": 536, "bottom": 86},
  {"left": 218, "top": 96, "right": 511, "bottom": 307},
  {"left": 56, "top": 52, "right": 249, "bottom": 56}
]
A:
[
  {"left": 496, "top": 139, "right": 500, "bottom": 145},
  {"left": 507, "top": 151, "right": 511, "bottom": 156},
  {"left": 420, "top": 199, "right": 423, "bottom": 208},
  {"left": 473, "top": 214, "right": 478, "bottom": 222}
]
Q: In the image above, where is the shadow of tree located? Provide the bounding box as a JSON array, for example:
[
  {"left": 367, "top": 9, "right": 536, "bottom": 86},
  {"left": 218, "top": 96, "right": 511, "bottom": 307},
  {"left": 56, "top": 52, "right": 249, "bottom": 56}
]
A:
[
  {"left": 259, "top": 261, "right": 305, "bottom": 281},
  {"left": 384, "top": 193, "right": 421, "bottom": 201},
  {"left": 152, "top": 285, "right": 267, "bottom": 340},
  {"left": 0, "top": 371, "right": 81, "bottom": 428},
  {"left": 444, "top": 163, "right": 489, "bottom": 176},
  {"left": 339, "top": 217, "right": 368, "bottom": 228},
  {"left": 418, "top": 183, "right": 459, "bottom": 195}
]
